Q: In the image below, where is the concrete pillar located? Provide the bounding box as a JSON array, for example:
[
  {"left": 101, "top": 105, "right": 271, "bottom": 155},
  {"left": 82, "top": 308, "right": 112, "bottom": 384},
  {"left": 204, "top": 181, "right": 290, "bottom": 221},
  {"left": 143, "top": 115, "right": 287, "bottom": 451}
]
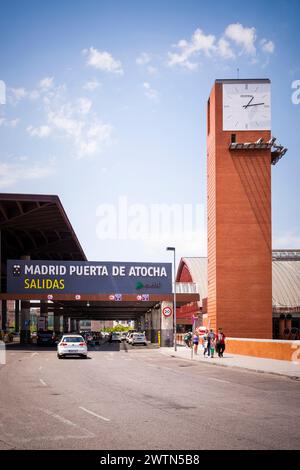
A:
[
  {"left": 70, "top": 319, "right": 77, "bottom": 333},
  {"left": 1, "top": 300, "right": 7, "bottom": 332},
  {"left": 63, "top": 316, "right": 69, "bottom": 333},
  {"left": 40, "top": 301, "right": 48, "bottom": 330},
  {"left": 15, "top": 300, "right": 20, "bottom": 332},
  {"left": 160, "top": 301, "right": 174, "bottom": 347},
  {"left": 20, "top": 298, "right": 31, "bottom": 344},
  {"left": 20, "top": 255, "right": 31, "bottom": 344},
  {"left": 53, "top": 313, "right": 61, "bottom": 335},
  {"left": 150, "top": 307, "right": 160, "bottom": 343},
  {"left": 76, "top": 320, "right": 81, "bottom": 333},
  {"left": 279, "top": 315, "right": 285, "bottom": 339},
  {"left": 286, "top": 314, "right": 292, "bottom": 336}
]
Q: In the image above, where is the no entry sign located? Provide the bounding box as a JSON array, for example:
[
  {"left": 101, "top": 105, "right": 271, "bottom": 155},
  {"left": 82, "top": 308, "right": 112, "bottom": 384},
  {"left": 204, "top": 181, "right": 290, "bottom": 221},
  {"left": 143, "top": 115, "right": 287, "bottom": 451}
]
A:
[{"left": 163, "top": 306, "right": 172, "bottom": 318}]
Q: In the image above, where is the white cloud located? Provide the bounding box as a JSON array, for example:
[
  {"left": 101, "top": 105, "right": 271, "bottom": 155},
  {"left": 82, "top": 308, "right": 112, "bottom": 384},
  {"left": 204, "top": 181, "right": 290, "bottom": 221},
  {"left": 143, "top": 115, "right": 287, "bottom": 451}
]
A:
[
  {"left": 167, "top": 28, "right": 216, "bottom": 69},
  {"left": 83, "top": 79, "right": 101, "bottom": 91},
  {"left": 136, "top": 52, "right": 152, "bottom": 66},
  {"left": 217, "top": 38, "right": 235, "bottom": 59},
  {"left": 0, "top": 118, "right": 20, "bottom": 128},
  {"left": 10, "top": 87, "right": 27, "bottom": 101},
  {"left": 168, "top": 24, "right": 274, "bottom": 70},
  {"left": 43, "top": 86, "right": 113, "bottom": 158},
  {"left": 260, "top": 39, "right": 275, "bottom": 54},
  {"left": 225, "top": 23, "right": 256, "bottom": 55},
  {"left": 76, "top": 97, "right": 92, "bottom": 115},
  {"left": 27, "top": 125, "right": 52, "bottom": 138},
  {"left": 0, "top": 159, "right": 55, "bottom": 188},
  {"left": 143, "top": 82, "right": 159, "bottom": 101},
  {"left": 39, "top": 76, "right": 54, "bottom": 91},
  {"left": 147, "top": 65, "right": 158, "bottom": 76},
  {"left": 83, "top": 47, "right": 123, "bottom": 75}
]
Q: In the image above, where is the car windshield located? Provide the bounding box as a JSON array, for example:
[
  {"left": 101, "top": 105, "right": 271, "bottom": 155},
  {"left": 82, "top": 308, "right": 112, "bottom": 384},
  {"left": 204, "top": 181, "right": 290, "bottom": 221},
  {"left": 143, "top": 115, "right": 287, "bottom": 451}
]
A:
[
  {"left": 134, "top": 333, "right": 144, "bottom": 337},
  {"left": 62, "top": 337, "right": 84, "bottom": 343}
]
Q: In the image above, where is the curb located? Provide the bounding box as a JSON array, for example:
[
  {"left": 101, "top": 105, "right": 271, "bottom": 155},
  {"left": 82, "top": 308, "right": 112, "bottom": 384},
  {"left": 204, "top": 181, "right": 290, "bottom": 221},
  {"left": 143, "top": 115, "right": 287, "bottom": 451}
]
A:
[{"left": 159, "top": 349, "right": 300, "bottom": 381}]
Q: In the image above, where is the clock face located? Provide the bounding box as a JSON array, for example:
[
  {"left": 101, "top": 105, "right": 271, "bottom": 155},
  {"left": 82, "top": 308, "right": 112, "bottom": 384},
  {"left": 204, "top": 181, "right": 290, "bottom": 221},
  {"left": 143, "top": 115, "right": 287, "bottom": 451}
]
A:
[{"left": 223, "top": 82, "right": 271, "bottom": 131}]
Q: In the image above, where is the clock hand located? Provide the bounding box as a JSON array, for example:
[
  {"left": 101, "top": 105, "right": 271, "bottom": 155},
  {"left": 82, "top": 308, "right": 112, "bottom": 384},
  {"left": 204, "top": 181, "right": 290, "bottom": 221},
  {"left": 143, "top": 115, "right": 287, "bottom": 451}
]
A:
[
  {"left": 243, "top": 96, "right": 254, "bottom": 108},
  {"left": 245, "top": 102, "right": 265, "bottom": 107}
]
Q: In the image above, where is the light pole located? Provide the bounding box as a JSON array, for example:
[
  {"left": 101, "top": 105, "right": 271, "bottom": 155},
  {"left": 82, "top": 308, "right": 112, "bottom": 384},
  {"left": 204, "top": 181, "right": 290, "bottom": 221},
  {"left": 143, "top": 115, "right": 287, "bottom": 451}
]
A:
[{"left": 166, "top": 246, "right": 177, "bottom": 351}]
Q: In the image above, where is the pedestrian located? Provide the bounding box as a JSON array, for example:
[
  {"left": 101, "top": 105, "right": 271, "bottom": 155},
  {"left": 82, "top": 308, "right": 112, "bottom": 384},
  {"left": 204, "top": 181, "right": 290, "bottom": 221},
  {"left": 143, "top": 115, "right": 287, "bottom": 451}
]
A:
[
  {"left": 207, "top": 329, "right": 215, "bottom": 357},
  {"left": 184, "top": 330, "right": 192, "bottom": 348},
  {"left": 216, "top": 328, "right": 226, "bottom": 357},
  {"left": 210, "top": 337, "right": 215, "bottom": 358},
  {"left": 193, "top": 331, "right": 199, "bottom": 355},
  {"left": 203, "top": 332, "right": 208, "bottom": 357}
]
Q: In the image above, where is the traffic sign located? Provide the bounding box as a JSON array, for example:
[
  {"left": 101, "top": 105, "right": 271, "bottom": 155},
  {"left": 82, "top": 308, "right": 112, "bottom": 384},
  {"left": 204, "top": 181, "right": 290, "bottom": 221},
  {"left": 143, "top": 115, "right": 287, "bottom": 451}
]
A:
[{"left": 163, "top": 306, "right": 172, "bottom": 318}]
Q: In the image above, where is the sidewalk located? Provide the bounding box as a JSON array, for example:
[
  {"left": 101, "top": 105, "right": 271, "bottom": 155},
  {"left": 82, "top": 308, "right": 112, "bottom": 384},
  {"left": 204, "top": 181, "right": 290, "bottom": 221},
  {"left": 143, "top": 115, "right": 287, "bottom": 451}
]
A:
[{"left": 159, "top": 345, "right": 300, "bottom": 379}]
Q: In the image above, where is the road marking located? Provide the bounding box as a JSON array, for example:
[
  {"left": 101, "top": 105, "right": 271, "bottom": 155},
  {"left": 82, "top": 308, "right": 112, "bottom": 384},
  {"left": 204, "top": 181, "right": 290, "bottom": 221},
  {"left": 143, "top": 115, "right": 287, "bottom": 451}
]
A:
[
  {"left": 41, "top": 409, "right": 77, "bottom": 427},
  {"left": 209, "top": 377, "right": 231, "bottom": 384},
  {"left": 39, "top": 379, "right": 47, "bottom": 386},
  {"left": 79, "top": 406, "right": 110, "bottom": 422},
  {"left": 39, "top": 409, "right": 95, "bottom": 437},
  {"left": 31, "top": 352, "right": 39, "bottom": 357}
]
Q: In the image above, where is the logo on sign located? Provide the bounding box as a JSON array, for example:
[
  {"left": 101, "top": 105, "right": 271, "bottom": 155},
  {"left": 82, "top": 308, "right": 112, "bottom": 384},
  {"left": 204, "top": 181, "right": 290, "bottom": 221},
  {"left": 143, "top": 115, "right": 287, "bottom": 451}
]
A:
[
  {"left": 163, "top": 306, "right": 172, "bottom": 318},
  {"left": 136, "top": 294, "right": 150, "bottom": 301},
  {"left": 13, "top": 265, "right": 21, "bottom": 277}
]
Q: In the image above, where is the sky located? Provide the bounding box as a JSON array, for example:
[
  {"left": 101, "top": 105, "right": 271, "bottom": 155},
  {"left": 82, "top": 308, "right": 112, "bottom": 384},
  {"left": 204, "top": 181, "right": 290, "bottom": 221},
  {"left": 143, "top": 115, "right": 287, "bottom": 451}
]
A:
[{"left": 0, "top": 0, "right": 300, "bottom": 266}]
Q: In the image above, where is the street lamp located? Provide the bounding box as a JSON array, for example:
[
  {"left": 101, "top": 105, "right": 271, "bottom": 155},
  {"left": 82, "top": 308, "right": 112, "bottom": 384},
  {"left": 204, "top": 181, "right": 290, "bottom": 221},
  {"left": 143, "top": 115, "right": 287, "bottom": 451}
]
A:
[{"left": 166, "top": 246, "right": 177, "bottom": 351}]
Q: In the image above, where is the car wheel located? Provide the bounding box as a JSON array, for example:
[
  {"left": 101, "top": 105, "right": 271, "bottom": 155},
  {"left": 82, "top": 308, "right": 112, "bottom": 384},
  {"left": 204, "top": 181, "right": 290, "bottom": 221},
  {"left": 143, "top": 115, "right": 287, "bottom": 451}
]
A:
[{"left": 57, "top": 354, "right": 63, "bottom": 359}]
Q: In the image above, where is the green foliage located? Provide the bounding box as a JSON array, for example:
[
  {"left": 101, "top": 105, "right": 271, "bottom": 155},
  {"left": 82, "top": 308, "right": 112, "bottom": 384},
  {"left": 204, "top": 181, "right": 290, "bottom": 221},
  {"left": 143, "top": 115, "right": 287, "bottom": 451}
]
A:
[{"left": 102, "top": 325, "right": 132, "bottom": 333}]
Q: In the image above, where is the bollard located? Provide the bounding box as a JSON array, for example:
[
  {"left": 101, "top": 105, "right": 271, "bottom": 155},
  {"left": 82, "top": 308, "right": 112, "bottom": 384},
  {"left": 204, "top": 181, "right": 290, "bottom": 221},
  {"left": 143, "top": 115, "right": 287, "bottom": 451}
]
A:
[{"left": 0, "top": 341, "right": 6, "bottom": 365}]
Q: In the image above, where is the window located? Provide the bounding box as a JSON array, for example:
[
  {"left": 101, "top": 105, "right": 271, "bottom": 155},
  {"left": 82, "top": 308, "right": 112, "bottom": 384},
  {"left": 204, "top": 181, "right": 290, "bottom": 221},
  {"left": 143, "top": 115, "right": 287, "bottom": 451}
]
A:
[
  {"left": 207, "top": 98, "right": 210, "bottom": 135},
  {"left": 231, "top": 134, "right": 236, "bottom": 143}
]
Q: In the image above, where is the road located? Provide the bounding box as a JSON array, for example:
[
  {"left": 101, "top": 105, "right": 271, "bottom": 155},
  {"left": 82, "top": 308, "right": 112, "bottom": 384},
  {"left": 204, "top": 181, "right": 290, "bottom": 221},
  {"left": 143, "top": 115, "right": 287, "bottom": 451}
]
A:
[{"left": 0, "top": 340, "right": 300, "bottom": 450}]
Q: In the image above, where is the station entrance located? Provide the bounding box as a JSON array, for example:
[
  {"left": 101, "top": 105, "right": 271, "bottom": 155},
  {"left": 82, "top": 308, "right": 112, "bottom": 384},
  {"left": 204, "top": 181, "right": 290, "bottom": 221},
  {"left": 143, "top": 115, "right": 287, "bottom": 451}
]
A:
[{"left": 0, "top": 194, "right": 199, "bottom": 347}]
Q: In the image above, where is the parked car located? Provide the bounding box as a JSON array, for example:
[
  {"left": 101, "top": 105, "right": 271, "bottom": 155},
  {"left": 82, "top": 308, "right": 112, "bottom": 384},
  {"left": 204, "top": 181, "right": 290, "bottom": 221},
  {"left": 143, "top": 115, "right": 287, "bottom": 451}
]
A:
[
  {"left": 128, "top": 332, "right": 147, "bottom": 346},
  {"left": 57, "top": 335, "right": 87, "bottom": 359},
  {"left": 111, "top": 332, "right": 122, "bottom": 342},
  {"left": 126, "top": 330, "right": 137, "bottom": 343},
  {"left": 37, "top": 330, "right": 56, "bottom": 346}
]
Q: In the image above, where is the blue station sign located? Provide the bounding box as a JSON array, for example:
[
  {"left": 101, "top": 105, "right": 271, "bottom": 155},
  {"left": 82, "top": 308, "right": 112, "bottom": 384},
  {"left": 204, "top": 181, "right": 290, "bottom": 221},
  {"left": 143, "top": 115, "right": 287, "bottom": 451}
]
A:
[{"left": 7, "top": 260, "right": 172, "bottom": 295}]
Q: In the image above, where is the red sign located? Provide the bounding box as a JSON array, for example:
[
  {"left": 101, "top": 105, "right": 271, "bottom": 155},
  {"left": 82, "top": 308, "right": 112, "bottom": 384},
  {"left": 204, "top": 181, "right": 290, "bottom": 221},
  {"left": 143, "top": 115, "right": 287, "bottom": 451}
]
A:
[{"left": 163, "top": 306, "right": 172, "bottom": 318}]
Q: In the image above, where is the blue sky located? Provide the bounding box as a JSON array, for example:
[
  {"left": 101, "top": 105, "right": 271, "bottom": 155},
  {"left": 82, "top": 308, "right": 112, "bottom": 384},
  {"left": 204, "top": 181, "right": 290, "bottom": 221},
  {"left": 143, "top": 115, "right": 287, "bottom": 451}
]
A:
[{"left": 0, "top": 0, "right": 299, "bottom": 264}]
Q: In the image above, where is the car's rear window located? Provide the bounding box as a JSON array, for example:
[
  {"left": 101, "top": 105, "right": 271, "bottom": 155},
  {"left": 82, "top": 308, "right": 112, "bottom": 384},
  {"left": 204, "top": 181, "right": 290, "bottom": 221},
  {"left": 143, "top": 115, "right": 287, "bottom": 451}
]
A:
[{"left": 62, "top": 337, "right": 84, "bottom": 343}]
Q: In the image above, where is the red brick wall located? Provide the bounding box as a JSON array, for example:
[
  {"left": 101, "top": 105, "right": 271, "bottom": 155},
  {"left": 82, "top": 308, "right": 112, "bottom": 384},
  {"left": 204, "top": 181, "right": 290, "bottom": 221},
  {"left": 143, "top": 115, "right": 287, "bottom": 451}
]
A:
[{"left": 207, "top": 81, "right": 272, "bottom": 339}]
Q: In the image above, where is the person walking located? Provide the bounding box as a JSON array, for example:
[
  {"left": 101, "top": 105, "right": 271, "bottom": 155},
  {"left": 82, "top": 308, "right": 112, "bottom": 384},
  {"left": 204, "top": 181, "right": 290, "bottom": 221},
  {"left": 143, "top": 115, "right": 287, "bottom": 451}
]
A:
[
  {"left": 184, "top": 330, "right": 192, "bottom": 348},
  {"left": 203, "top": 332, "right": 208, "bottom": 357},
  {"left": 207, "top": 329, "right": 215, "bottom": 357},
  {"left": 210, "top": 337, "right": 216, "bottom": 358},
  {"left": 216, "top": 328, "right": 226, "bottom": 357},
  {"left": 193, "top": 331, "right": 199, "bottom": 355}
]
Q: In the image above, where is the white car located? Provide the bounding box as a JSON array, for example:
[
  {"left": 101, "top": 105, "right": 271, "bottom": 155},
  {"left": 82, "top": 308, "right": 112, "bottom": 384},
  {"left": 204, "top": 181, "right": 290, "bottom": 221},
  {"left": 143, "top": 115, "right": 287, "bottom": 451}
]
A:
[
  {"left": 129, "top": 332, "right": 147, "bottom": 346},
  {"left": 111, "top": 332, "right": 122, "bottom": 342},
  {"left": 57, "top": 335, "right": 88, "bottom": 359}
]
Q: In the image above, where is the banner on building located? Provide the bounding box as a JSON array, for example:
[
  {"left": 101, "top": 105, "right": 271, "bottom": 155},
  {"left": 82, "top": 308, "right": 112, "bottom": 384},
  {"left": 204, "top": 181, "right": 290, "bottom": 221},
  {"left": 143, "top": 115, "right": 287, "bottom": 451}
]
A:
[{"left": 7, "top": 260, "right": 172, "bottom": 295}]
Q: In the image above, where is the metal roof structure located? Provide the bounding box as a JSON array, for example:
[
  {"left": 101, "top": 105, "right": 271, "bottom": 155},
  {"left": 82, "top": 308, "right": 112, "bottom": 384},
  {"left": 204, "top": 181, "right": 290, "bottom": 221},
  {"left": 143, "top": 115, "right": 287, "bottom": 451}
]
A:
[
  {"left": 0, "top": 193, "right": 86, "bottom": 293},
  {"left": 177, "top": 253, "right": 300, "bottom": 311},
  {"left": 176, "top": 257, "right": 208, "bottom": 304},
  {"left": 0, "top": 193, "right": 86, "bottom": 262}
]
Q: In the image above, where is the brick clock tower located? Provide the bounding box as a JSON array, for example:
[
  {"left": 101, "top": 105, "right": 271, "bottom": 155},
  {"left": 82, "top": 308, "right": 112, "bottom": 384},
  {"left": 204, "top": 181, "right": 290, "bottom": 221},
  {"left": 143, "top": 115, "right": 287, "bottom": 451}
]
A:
[{"left": 206, "top": 79, "right": 286, "bottom": 339}]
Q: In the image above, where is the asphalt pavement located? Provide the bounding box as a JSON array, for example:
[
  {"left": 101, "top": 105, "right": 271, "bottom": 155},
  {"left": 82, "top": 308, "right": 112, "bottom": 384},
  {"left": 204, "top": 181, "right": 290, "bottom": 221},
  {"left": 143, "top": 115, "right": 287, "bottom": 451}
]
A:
[{"left": 0, "top": 340, "right": 300, "bottom": 450}]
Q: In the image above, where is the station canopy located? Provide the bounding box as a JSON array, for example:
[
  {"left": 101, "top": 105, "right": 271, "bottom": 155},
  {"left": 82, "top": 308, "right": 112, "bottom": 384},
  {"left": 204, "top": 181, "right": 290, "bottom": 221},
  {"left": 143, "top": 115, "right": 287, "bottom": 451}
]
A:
[{"left": 0, "top": 193, "right": 199, "bottom": 321}]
